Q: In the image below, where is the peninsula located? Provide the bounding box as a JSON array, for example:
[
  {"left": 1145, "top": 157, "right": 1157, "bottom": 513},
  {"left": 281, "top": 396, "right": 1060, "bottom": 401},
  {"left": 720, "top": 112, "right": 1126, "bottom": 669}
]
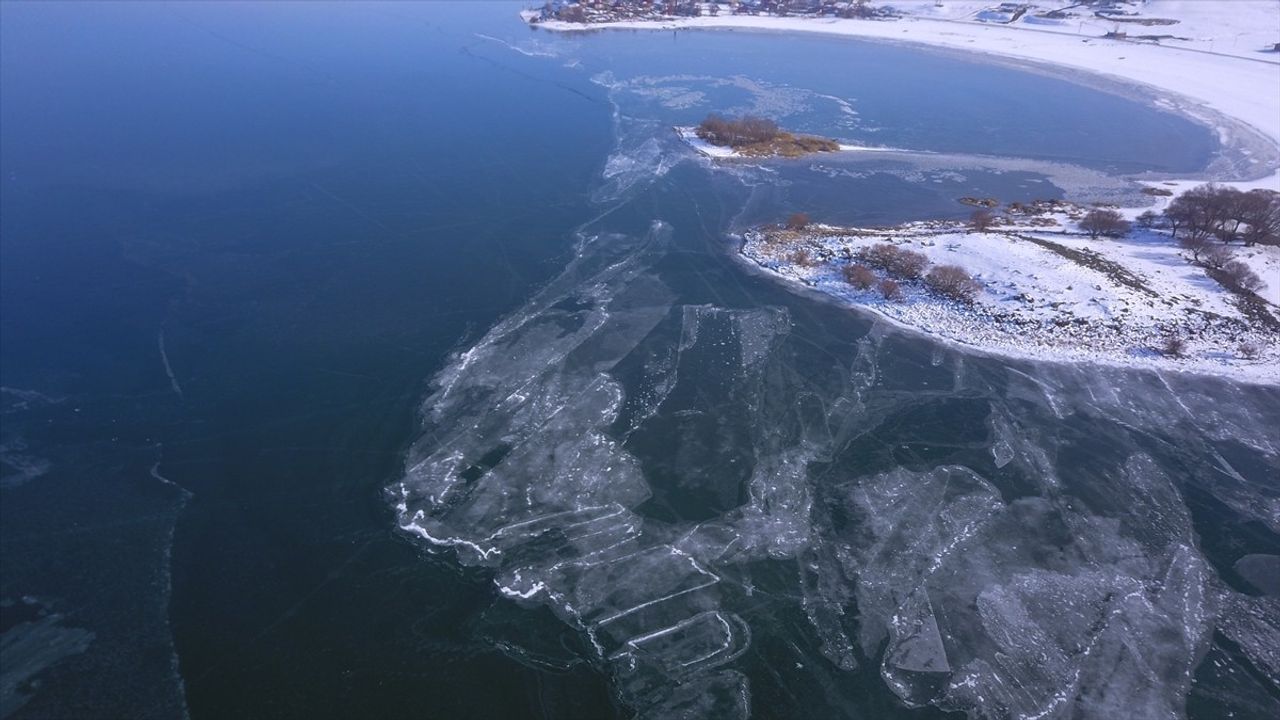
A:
[{"left": 742, "top": 191, "right": 1279, "bottom": 381}]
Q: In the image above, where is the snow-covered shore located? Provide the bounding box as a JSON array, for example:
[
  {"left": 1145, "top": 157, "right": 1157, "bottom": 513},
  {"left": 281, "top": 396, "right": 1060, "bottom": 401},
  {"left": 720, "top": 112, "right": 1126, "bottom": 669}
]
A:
[
  {"left": 535, "top": 2, "right": 1280, "bottom": 381},
  {"left": 536, "top": 1, "right": 1280, "bottom": 190},
  {"left": 741, "top": 212, "right": 1280, "bottom": 383}
]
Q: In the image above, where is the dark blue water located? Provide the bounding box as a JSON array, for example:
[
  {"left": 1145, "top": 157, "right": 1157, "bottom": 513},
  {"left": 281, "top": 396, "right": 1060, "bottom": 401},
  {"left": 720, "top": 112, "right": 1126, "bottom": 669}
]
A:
[
  {"left": 557, "top": 26, "right": 1212, "bottom": 174},
  {"left": 1, "top": 3, "right": 1275, "bottom": 720}
]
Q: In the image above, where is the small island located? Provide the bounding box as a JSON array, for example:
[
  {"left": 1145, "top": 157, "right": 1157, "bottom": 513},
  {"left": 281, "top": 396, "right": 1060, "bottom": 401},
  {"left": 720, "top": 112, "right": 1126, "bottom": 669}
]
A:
[{"left": 678, "top": 113, "right": 840, "bottom": 159}]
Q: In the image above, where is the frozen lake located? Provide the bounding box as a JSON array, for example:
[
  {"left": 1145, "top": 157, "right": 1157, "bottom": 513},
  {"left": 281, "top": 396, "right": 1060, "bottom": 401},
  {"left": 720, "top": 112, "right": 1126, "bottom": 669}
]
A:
[{"left": 1, "top": 3, "right": 1276, "bottom": 719}]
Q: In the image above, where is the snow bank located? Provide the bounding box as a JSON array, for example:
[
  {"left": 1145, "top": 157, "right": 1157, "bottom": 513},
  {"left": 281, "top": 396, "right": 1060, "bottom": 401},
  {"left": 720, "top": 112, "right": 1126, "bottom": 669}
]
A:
[{"left": 674, "top": 127, "right": 739, "bottom": 158}]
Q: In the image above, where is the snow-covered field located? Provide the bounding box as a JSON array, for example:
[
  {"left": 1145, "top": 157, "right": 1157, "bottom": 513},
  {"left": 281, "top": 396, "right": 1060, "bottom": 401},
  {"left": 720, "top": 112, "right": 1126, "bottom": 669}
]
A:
[
  {"left": 742, "top": 214, "right": 1280, "bottom": 382},
  {"left": 893, "top": 1, "right": 1280, "bottom": 64}
]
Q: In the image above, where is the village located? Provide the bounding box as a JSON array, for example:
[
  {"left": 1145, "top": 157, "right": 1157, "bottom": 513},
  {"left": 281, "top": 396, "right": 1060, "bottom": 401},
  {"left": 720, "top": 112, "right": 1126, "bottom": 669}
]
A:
[
  {"left": 527, "top": 1, "right": 1280, "bottom": 53},
  {"left": 528, "top": 1, "right": 899, "bottom": 25},
  {"left": 525, "top": 1, "right": 1275, "bottom": 44}
]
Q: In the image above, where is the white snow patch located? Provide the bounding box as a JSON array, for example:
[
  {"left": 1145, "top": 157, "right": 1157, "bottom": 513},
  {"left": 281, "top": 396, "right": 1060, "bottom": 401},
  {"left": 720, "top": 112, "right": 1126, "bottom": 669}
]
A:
[{"left": 742, "top": 220, "right": 1280, "bottom": 383}]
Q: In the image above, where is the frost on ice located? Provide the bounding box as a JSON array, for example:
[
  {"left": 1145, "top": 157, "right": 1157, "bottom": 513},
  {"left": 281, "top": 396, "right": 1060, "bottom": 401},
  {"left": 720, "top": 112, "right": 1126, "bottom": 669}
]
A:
[{"left": 392, "top": 219, "right": 1280, "bottom": 718}]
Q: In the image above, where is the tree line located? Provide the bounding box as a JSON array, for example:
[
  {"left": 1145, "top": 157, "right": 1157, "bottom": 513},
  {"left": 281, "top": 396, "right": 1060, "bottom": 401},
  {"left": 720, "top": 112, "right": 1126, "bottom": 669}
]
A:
[
  {"left": 1160, "top": 184, "right": 1280, "bottom": 248},
  {"left": 967, "top": 184, "right": 1276, "bottom": 297},
  {"left": 1156, "top": 184, "right": 1277, "bottom": 295}
]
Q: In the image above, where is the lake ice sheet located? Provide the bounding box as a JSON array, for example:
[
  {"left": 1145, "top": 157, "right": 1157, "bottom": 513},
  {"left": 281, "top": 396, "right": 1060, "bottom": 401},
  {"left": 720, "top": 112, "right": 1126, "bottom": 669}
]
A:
[
  {"left": 392, "top": 212, "right": 1280, "bottom": 718},
  {"left": 388, "top": 30, "right": 1279, "bottom": 720}
]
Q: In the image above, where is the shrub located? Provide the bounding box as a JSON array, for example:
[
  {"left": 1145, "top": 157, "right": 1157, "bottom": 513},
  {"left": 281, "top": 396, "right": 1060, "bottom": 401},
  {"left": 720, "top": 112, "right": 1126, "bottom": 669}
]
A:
[
  {"left": 788, "top": 248, "right": 814, "bottom": 267},
  {"left": 857, "top": 243, "right": 929, "bottom": 279},
  {"left": 925, "top": 265, "right": 983, "bottom": 303},
  {"left": 878, "top": 278, "right": 903, "bottom": 301},
  {"left": 1136, "top": 210, "right": 1160, "bottom": 228},
  {"left": 1079, "top": 208, "right": 1131, "bottom": 238},
  {"left": 857, "top": 243, "right": 900, "bottom": 269},
  {"left": 786, "top": 212, "right": 810, "bottom": 231},
  {"left": 1160, "top": 335, "right": 1187, "bottom": 358},
  {"left": 970, "top": 209, "right": 997, "bottom": 232},
  {"left": 1200, "top": 244, "right": 1234, "bottom": 270},
  {"left": 843, "top": 264, "right": 876, "bottom": 290},
  {"left": 1221, "top": 260, "right": 1265, "bottom": 293},
  {"left": 886, "top": 248, "right": 929, "bottom": 280}
]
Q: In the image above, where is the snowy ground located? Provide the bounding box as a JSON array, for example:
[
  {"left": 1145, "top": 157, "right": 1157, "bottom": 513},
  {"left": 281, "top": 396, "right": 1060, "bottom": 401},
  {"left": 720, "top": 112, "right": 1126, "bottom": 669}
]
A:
[
  {"left": 1236, "top": 243, "right": 1280, "bottom": 307},
  {"left": 895, "top": 1, "right": 1280, "bottom": 63},
  {"left": 537, "top": 1, "right": 1280, "bottom": 190},
  {"left": 675, "top": 127, "right": 739, "bottom": 158},
  {"left": 742, "top": 212, "right": 1280, "bottom": 382}
]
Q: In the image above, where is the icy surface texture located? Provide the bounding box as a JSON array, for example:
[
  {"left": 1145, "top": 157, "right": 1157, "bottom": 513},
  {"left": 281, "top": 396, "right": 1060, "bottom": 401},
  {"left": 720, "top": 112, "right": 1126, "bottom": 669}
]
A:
[
  {"left": 393, "top": 224, "right": 765, "bottom": 717},
  {"left": 393, "top": 216, "right": 1280, "bottom": 718}
]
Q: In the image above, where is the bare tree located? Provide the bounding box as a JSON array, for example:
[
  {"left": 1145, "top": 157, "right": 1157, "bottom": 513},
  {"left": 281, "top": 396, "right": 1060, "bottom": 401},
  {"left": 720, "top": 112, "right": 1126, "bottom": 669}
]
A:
[
  {"left": 924, "top": 265, "right": 983, "bottom": 303},
  {"left": 1178, "top": 233, "right": 1213, "bottom": 262},
  {"left": 1164, "top": 195, "right": 1190, "bottom": 237},
  {"left": 878, "top": 278, "right": 903, "bottom": 301},
  {"left": 1235, "top": 189, "right": 1280, "bottom": 247},
  {"left": 1165, "top": 187, "right": 1208, "bottom": 240},
  {"left": 1079, "top": 208, "right": 1131, "bottom": 239},
  {"left": 970, "top": 209, "right": 997, "bottom": 232},
  {"left": 786, "top": 212, "right": 810, "bottom": 231},
  {"left": 843, "top": 264, "right": 876, "bottom": 290},
  {"left": 1204, "top": 185, "right": 1241, "bottom": 242},
  {"left": 1164, "top": 184, "right": 1239, "bottom": 244}
]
